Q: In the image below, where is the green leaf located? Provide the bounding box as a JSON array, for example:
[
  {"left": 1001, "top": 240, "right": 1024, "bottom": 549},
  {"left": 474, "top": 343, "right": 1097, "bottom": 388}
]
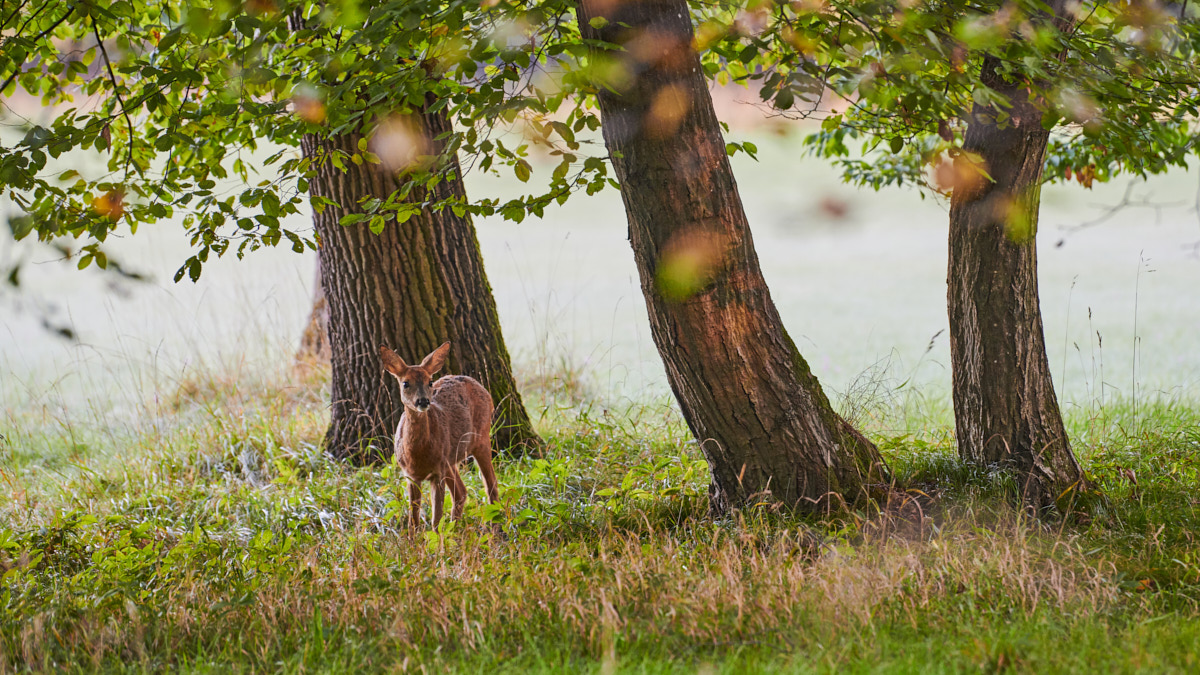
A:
[
  {"left": 157, "top": 29, "right": 181, "bottom": 51},
  {"left": 394, "top": 203, "right": 419, "bottom": 224},
  {"left": 514, "top": 159, "right": 532, "bottom": 183},
  {"left": 9, "top": 215, "right": 34, "bottom": 240}
]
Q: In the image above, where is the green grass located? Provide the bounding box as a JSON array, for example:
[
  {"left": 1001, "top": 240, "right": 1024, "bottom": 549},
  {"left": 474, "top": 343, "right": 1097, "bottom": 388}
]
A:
[{"left": 3, "top": 363, "right": 1200, "bottom": 673}]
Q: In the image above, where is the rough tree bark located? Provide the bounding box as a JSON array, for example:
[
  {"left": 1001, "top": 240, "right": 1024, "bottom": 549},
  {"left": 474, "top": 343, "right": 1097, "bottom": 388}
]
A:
[
  {"left": 301, "top": 103, "right": 541, "bottom": 462},
  {"left": 947, "top": 0, "right": 1089, "bottom": 510},
  {"left": 579, "top": 0, "right": 888, "bottom": 513}
]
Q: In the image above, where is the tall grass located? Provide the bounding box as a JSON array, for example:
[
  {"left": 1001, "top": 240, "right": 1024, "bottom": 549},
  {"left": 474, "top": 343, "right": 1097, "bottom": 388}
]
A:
[{"left": 2, "top": 354, "right": 1200, "bottom": 673}]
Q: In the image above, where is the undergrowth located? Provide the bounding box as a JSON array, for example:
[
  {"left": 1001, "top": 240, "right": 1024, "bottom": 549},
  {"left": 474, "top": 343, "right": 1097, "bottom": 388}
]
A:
[{"left": 2, "top": 363, "right": 1200, "bottom": 673}]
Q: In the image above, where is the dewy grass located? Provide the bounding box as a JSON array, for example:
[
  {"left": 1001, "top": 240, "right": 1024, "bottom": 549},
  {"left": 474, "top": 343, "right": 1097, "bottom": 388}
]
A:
[{"left": 2, "top": 361, "right": 1200, "bottom": 673}]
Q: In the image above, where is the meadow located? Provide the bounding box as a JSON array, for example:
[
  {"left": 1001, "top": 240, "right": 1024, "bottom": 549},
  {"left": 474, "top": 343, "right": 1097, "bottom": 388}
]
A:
[{"left": 3, "top": 359, "right": 1200, "bottom": 673}]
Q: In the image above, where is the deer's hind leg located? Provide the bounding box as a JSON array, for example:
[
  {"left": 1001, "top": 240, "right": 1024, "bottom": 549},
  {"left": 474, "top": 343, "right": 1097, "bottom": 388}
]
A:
[{"left": 471, "top": 439, "right": 500, "bottom": 505}]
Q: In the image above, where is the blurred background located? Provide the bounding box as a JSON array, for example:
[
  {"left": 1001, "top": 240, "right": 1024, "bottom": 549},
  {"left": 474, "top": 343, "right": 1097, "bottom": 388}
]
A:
[{"left": 3, "top": 97, "right": 1198, "bottom": 416}]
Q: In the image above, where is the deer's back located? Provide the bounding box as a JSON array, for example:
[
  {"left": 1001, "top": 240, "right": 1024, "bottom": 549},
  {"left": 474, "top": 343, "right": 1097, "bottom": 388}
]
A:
[{"left": 432, "top": 375, "right": 493, "bottom": 462}]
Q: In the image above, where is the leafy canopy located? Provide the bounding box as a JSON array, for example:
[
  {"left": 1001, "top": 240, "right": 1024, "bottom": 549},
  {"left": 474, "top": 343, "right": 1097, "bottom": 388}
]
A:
[
  {"left": 692, "top": 0, "right": 1200, "bottom": 193},
  {"left": 3, "top": 0, "right": 1197, "bottom": 285},
  {"left": 0, "top": 0, "right": 606, "bottom": 281}
]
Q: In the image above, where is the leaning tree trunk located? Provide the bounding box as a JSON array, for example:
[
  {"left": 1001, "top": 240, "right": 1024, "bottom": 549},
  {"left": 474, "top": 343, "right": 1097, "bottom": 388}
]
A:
[
  {"left": 301, "top": 104, "right": 541, "bottom": 462},
  {"left": 579, "top": 0, "right": 887, "bottom": 513},
  {"left": 948, "top": 33, "right": 1089, "bottom": 509}
]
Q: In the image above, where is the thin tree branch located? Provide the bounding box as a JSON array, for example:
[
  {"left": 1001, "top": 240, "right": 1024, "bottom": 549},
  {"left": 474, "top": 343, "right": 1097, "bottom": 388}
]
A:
[
  {"left": 0, "top": 6, "right": 75, "bottom": 95},
  {"left": 91, "top": 15, "right": 143, "bottom": 180},
  {"left": 1058, "top": 181, "right": 1190, "bottom": 242},
  {"left": 0, "top": 0, "right": 30, "bottom": 32}
]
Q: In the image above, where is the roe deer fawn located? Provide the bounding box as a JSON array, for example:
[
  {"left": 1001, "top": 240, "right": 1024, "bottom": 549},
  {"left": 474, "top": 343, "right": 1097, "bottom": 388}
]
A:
[{"left": 380, "top": 342, "right": 500, "bottom": 531}]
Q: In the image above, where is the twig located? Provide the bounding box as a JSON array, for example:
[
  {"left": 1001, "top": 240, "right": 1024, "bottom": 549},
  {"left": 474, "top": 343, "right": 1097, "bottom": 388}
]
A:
[
  {"left": 1058, "top": 181, "right": 1189, "bottom": 240},
  {"left": 90, "top": 15, "right": 143, "bottom": 180},
  {"left": 0, "top": 6, "right": 75, "bottom": 95},
  {"left": 0, "top": 0, "right": 30, "bottom": 32}
]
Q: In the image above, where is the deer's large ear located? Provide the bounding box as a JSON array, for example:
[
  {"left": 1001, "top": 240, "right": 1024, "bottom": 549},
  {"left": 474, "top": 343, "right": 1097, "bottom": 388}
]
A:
[
  {"left": 380, "top": 345, "right": 408, "bottom": 377},
  {"left": 420, "top": 341, "right": 451, "bottom": 375}
]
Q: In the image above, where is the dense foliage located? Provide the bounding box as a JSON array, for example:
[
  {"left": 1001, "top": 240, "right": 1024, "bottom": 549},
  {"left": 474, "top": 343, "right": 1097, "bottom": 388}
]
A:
[
  {"left": 0, "top": 0, "right": 605, "bottom": 283},
  {"left": 693, "top": 0, "right": 1200, "bottom": 192},
  {"left": 5, "top": 1, "right": 1196, "bottom": 283}
]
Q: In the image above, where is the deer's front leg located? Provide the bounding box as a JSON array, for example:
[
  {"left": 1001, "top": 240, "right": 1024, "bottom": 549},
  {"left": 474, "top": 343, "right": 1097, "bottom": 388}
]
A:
[
  {"left": 432, "top": 477, "right": 446, "bottom": 530},
  {"left": 407, "top": 480, "right": 423, "bottom": 532}
]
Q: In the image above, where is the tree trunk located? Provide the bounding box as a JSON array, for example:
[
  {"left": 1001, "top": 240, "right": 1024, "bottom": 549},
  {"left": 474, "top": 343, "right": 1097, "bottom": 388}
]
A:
[
  {"left": 295, "top": 257, "right": 331, "bottom": 366},
  {"left": 301, "top": 104, "right": 541, "bottom": 462},
  {"left": 578, "top": 0, "right": 888, "bottom": 513},
  {"left": 947, "top": 41, "right": 1089, "bottom": 510}
]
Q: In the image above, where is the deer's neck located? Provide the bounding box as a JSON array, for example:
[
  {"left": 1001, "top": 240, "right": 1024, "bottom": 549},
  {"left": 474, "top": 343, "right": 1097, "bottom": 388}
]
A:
[{"left": 401, "top": 405, "right": 440, "bottom": 446}]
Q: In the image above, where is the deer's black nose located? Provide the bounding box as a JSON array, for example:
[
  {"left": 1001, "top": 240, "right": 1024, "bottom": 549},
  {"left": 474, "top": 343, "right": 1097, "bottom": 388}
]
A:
[{"left": 416, "top": 397, "right": 430, "bottom": 408}]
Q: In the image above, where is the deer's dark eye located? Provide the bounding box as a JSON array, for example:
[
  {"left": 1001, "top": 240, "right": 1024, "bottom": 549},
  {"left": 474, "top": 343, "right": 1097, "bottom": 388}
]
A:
[{"left": 402, "top": 382, "right": 411, "bottom": 389}]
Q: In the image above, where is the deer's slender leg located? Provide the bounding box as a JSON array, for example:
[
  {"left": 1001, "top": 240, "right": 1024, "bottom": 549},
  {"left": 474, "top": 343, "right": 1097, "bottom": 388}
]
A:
[
  {"left": 432, "top": 477, "right": 446, "bottom": 530},
  {"left": 407, "top": 480, "right": 422, "bottom": 531},
  {"left": 448, "top": 469, "right": 468, "bottom": 521},
  {"left": 473, "top": 443, "right": 500, "bottom": 505}
]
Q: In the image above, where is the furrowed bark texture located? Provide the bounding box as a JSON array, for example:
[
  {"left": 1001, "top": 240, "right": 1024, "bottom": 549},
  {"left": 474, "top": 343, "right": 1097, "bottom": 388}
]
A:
[
  {"left": 301, "top": 105, "right": 541, "bottom": 462},
  {"left": 948, "top": 8, "right": 1088, "bottom": 509},
  {"left": 579, "top": 0, "right": 888, "bottom": 512}
]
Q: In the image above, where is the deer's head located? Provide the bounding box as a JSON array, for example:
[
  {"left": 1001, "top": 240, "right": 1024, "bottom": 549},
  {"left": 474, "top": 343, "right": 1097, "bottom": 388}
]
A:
[{"left": 380, "top": 342, "right": 450, "bottom": 413}]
